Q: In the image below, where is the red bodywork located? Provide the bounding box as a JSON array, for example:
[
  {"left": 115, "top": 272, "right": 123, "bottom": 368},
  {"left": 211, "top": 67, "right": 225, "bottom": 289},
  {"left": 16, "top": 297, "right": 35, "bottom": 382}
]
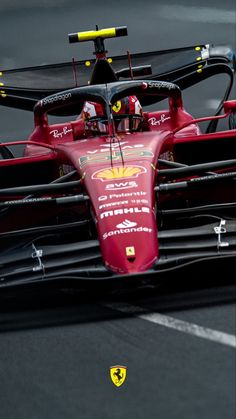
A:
[
  {"left": 13, "top": 103, "right": 217, "bottom": 274},
  {"left": 0, "top": 29, "right": 235, "bottom": 281},
  {"left": 1, "top": 89, "right": 235, "bottom": 277}
]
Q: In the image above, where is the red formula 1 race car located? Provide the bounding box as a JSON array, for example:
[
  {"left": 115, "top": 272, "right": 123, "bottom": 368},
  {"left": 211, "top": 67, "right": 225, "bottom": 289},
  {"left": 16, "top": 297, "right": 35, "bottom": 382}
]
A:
[{"left": 0, "top": 26, "right": 235, "bottom": 291}]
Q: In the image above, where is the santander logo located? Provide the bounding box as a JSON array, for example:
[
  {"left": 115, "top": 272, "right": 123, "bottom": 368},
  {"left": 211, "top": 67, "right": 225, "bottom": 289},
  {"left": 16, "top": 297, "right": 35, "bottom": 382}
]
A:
[{"left": 116, "top": 219, "right": 137, "bottom": 228}]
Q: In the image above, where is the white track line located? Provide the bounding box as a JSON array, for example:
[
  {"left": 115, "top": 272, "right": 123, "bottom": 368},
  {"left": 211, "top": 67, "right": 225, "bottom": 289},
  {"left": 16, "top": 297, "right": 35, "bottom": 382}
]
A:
[
  {"left": 104, "top": 303, "right": 236, "bottom": 348},
  {"left": 158, "top": 5, "right": 235, "bottom": 25}
]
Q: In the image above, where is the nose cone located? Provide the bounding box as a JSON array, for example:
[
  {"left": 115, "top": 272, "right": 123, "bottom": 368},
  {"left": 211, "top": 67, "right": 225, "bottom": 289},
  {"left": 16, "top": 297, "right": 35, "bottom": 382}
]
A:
[
  {"left": 73, "top": 133, "right": 163, "bottom": 274},
  {"left": 86, "top": 162, "right": 159, "bottom": 273},
  {"left": 97, "top": 210, "right": 158, "bottom": 273}
]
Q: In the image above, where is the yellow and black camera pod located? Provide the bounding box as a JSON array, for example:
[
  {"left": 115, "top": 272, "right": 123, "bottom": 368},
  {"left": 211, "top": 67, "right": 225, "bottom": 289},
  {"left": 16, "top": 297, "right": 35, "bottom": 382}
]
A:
[
  {"left": 69, "top": 26, "right": 127, "bottom": 43},
  {"left": 68, "top": 26, "right": 128, "bottom": 54}
]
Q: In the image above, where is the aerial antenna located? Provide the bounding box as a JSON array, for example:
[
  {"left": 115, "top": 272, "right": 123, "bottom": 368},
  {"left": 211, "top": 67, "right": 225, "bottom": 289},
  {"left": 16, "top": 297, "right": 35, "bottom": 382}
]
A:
[
  {"left": 127, "top": 50, "right": 133, "bottom": 79},
  {"left": 108, "top": 115, "right": 125, "bottom": 168},
  {"left": 105, "top": 85, "right": 125, "bottom": 167},
  {"left": 72, "top": 57, "right": 78, "bottom": 87}
]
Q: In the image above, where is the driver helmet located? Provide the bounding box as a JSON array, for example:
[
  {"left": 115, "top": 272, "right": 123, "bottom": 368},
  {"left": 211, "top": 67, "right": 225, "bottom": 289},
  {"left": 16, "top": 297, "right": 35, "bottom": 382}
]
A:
[{"left": 82, "top": 96, "right": 143, "bottom": 134}]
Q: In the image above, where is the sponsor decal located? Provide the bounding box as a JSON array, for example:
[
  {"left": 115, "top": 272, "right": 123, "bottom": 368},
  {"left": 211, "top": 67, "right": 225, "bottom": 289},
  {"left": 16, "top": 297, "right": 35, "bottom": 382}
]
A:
[
  {"left": 42, "top": 92, "right": 72, "bottom": 105},
  {"left": 148, "top": 81, "right": 176, "bottom": 90},
  {"left": 79, "top": 149, "right": 153, "bottom": 167},
  {"left": 131, "top": 199, "right": 148, "bottom": 204},
  {"left": 98, "top": 191, "right": 147, "bottom": 201},
  {"left": 98, "top": 199, "right": 148, "bottom": 209},
  {"left": 50, "top": 126, "right": 72, "bottom": 138},
  {"left": 99, "top": 200, "right": 128, "bottom": 210},
  {"left": 92, "top": 166, "right": 146, "bottom": 181},
  {"left": 110, "top": 366, "right": 127, "bottom": 387},
  {"left": 148, "top": 114, "right": 171, "bottom": 126},
  {"left": 87, "top": 143, "right": 145, "bottom": 154},
  {"left": 101, "top": 142, "right": 144, "bottom": 150},
  {"left": 126, "top": 246, "right": 135, "bottom": 257},
  {"left": 116, "top": 220, "right": 137, "bottom": 228},
  {"left": 100, "top": 207, "right": 150, "bottom": 219},
  {"left": 105, "top": 181, "right": 138, "bottom": 191},
  {"left": 98, "top": 195, "right": 108, "bottom": 201},
  {"left": 100, "top": 141, "right": 128, "bottom": 149},
  {"left": 103, "top": 222, "right": 152, "bottom": 240}
]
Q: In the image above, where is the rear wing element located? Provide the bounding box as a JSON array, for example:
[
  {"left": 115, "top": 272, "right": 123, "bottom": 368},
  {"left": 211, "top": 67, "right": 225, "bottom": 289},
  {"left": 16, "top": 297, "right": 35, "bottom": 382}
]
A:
[{"left": 0, "top": 25, "right": 235, "bottom": 115}]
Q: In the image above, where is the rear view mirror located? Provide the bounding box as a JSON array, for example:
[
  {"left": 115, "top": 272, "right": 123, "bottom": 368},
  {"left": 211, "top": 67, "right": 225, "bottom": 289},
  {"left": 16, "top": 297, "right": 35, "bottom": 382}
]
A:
[
  {"left": 0, "top": 145, "right": 14, "bottom": 159},
  {"left": 224, "top": 100, "right": 236, "bottom": 113}
]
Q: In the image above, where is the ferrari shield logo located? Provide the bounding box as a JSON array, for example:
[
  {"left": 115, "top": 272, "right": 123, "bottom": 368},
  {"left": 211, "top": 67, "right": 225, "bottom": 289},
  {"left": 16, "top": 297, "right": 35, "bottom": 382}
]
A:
[
  {"left": 126, "top": 246, "right": 135, "bottom": 256},
  {"left": 110, "top": 365, "right": 127, "bottom": 387},
  {"left": 112, "top": 100, "right": 122, "bottom": 113}
]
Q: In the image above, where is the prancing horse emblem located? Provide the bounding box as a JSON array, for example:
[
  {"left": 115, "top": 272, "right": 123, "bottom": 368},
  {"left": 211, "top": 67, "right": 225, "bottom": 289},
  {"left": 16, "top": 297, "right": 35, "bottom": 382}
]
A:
[{"left": 110, "top": 365, "right": 127, "bottom": 387}]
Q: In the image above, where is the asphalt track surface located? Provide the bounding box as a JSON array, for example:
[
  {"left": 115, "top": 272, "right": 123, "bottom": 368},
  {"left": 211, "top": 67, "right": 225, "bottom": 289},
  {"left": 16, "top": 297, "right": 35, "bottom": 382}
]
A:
[{"left": 0, "top": 1, "right": 236, "bottom": 418}]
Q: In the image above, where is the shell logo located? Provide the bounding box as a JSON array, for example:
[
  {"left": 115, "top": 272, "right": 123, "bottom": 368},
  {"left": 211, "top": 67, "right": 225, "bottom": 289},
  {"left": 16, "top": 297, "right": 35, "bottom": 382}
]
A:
[{"left": 92, "top": 166, "right": 146, "bottom": 181}]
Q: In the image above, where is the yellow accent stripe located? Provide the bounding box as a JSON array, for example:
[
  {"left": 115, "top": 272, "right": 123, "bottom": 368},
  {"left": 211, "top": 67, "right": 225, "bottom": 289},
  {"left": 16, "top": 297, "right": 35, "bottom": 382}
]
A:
[{"left": 77, "top": 28, "right": 116, "bottom": 42}]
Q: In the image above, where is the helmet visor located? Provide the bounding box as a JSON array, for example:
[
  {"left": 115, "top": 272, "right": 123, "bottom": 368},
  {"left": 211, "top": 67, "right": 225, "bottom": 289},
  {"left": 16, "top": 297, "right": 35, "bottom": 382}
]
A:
[
  {"left": 114, "top": 115, "right": 143, "bottom": 132},
  {"left": 85, "top": 115, "right": 143, "bottom": 134},
  {"left": 85, "top": 117, "right": 108, "bottom": 134}
]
